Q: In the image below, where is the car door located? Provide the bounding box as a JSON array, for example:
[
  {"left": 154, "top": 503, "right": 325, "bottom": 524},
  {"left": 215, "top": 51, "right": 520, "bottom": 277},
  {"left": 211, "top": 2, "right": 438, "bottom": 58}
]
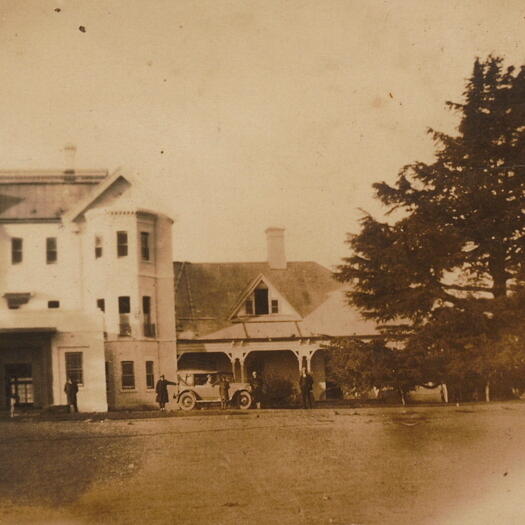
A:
[{"left": 195, "top": 374, "right": 220, "bottom": 401}]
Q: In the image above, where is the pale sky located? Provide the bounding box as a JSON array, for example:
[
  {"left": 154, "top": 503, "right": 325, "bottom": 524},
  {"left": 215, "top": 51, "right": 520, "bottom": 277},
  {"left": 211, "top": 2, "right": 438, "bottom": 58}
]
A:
[{"left": 1, "top": 0, "right": 524, "bottom": 268}]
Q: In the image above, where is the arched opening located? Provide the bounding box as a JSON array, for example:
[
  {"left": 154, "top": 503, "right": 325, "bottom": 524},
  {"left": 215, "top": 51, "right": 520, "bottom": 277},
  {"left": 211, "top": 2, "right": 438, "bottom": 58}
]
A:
[{"left": 244, "top": 350, "right": 300, "bottom": 407}]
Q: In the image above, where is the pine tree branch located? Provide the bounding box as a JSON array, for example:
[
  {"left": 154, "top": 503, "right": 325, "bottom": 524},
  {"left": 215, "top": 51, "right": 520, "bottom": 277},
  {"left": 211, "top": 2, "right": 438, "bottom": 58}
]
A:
[{"left": 441, "top": 283, "right": 494, "bottom": 293}]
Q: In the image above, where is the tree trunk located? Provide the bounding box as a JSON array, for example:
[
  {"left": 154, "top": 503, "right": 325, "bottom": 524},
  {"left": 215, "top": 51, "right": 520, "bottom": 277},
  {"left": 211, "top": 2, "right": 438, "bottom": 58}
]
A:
[{"left": 485, "top": 381, "right": 491, "bottom": 402}]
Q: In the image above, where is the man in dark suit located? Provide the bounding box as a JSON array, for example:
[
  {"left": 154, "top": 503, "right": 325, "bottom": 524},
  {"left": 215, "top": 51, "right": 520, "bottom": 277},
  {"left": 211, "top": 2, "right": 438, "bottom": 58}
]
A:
[
  {"left": 299, "top": 367, "right": 314, "bottom": 409},
  {"left": 64, "top": 377, "right": 79, "bottom": 413},
  {"left": 155, "top": 375, "right": 177, "bottom": 411},
  {"left": 249, "top": 371, "right": 263, "bottom": 409}
]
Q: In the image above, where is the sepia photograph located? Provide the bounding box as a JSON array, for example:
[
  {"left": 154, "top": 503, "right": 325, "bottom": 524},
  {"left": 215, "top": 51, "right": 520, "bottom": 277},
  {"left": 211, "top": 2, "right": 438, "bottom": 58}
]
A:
[{"left": 1, "top": 1, "right": 525, "bottom": 523}]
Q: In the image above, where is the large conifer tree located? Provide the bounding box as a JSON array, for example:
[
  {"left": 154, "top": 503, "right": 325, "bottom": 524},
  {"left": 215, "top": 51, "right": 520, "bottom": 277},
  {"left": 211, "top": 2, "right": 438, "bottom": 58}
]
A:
[{"left": 335, "top": 56, "right": 525, "bottom": 400}]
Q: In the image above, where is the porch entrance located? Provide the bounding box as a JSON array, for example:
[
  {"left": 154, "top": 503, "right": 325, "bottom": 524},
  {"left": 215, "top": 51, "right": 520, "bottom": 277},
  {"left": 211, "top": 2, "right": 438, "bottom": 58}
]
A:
[
  {"left": 0, "top": 330, "right": 55, "bottom": 409},
  {"left": 5, "top": 363, "right": 34, "bottom": 406}
]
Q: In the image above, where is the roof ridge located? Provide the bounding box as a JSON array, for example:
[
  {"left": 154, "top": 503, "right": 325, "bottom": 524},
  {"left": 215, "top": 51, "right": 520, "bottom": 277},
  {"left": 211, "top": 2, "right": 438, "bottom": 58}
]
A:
[{"left": 0, "top": 170, "right": 108, "bottom": 184}]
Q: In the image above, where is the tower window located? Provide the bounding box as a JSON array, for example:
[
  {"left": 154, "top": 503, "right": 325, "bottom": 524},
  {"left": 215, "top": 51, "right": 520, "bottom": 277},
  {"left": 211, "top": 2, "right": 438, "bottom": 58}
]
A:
[
  {"left": 117, "top": 231, "right": 128, "bottom": 257},
  {"left": 118, "top": 296, "right": 130, "bottom": 314},
  {"left": 11, "top": 238, "right": 22, "bottom": 264},
  {"left": 46, "top": 237, "right": 57, "bottom": 264},
  {"left": 95, "top": 236, "right": 103, "bottom": 258},
  {"left": 141, "top": 232, "right": 150, "bottom": 261},
  {"left": 145, "top": 361, "right": 154, "bottom": 389},
  {"left": 121, "top": 361, "right": 135, "bottom": 389}
]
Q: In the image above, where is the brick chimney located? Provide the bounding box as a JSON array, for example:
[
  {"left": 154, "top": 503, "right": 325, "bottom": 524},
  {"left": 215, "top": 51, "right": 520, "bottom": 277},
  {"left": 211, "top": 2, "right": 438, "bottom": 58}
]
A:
[{"left": 265, "top": 227, "right": 286, "bottom": 269}]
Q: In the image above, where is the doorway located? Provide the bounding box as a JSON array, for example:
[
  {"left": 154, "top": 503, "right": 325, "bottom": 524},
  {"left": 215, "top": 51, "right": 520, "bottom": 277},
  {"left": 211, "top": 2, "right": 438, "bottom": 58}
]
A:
[{"left": 5, "top": 363, "right": 34, "bottom": 406}]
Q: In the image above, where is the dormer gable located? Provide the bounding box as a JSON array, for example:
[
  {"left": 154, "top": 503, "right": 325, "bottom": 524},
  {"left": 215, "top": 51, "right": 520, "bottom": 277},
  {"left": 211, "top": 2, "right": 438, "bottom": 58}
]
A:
[
  {"left": 63, "top": 170, "right": 132, "bottom": 223},
  {"left": 228, "top": 274, "right": 301, "bottom": 321}
]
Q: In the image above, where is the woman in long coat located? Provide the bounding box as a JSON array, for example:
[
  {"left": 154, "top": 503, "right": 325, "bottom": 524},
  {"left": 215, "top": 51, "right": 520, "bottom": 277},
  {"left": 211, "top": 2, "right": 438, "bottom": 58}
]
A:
[{"left": 155, "top": 375, "right": 177, "bottom": 411}]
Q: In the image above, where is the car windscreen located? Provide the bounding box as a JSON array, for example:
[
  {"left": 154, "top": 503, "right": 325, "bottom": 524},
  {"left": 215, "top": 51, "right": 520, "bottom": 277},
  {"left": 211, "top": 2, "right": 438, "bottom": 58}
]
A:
[{"left": 194, "top": 374, "right": 216, "bottom": 385}]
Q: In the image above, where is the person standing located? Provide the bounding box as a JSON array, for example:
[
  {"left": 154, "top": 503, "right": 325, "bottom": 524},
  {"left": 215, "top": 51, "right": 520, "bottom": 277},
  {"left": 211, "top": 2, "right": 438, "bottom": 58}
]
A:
[
  {"left": 219, "top": 375, "right": 230, "bottom": 410},
  {"left": 299, "top": 367, "right": 314, "bottom": 409},
  {"left": 155, "top": 375, "right": 177, "bottom": 411},
  {"left": 249, "top": 370, "right": 263, "bottom": 409},
  {"left": 7, "top": 380, "right": 18, "bottom": 418},
  {"left": 64, "top": 377, "right": 79, "bottom": 413}
]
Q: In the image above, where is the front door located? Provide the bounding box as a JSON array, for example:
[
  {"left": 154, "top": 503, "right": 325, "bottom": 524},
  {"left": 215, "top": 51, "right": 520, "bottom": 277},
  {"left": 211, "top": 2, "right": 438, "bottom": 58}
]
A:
[{"left": 5, "top": 364, "right": 34, "bottom": 406}]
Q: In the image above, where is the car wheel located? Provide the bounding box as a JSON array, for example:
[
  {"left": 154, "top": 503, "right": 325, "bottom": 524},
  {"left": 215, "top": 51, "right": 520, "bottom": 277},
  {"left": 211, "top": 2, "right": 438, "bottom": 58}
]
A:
[
  {"left": 238, "top": 390, "right": 252, "bottom": 410},
  {"left": 179, "top": 391, "right": 197, "bottom": 411}
]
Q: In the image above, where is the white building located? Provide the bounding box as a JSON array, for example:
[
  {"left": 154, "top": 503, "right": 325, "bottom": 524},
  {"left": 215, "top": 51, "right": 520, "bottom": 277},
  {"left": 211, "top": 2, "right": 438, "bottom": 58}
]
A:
[{"left": 0, "top": 158, "right": 177, "bottom": 411}]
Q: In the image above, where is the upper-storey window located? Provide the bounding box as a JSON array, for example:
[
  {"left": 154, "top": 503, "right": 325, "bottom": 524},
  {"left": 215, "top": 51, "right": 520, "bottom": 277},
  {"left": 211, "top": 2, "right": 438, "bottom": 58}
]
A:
[
  {"left": 118, "top": 296, "right": 130, "bottom": 314},
  {"left": 118, "top": 296, "right": 131, "bottom": 336},
  {"left": 254, "top": 288, "right": 269, "bottom": 315},
  {"left": 140, "top": 232, "right": 150, "bottom": 261},
  {"left": 11, "top": 238, "right": 22, "bottom": 264},
  {"left": 142, "top": 296, "right": 155, "bottom": 337},
  {"left": 46, "top": 237, "right": 57, "bottom": 264},
  {"left": 95, "top": 236, "right": 103, "bottom": 259},
  {"left": 243, "top": 283, "right": 279, "bottom": 316},
  {"left": 117, "top": 231, "right": 128, "bottom": 257}
]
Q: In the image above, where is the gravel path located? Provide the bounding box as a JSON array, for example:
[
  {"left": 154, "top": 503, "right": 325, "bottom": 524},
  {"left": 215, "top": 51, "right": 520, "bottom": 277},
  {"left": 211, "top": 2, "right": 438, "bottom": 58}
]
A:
[{"left": 1, "top": 404, "right": 525, "bottom": 524}]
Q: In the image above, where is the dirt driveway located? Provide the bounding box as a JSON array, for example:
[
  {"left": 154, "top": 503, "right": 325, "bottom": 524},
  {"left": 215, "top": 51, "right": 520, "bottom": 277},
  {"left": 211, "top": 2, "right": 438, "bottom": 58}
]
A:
[{"left": 1, "top": 404, "right": 525, "bottom": 524}]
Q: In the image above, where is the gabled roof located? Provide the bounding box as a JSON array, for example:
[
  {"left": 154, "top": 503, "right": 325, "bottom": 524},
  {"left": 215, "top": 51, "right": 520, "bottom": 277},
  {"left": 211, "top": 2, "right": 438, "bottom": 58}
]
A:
[
  {"left": 0, "top": 170, "right": 108, "bottom": 222},
  {"left": 227, "top": 272, "right": 301, "bottom": 321},
  {"left": 174, "top": 261, "right": 342, "bottom": 337},
  {"left": 63, "top": 169, "right": 129, "bottom": 222}
]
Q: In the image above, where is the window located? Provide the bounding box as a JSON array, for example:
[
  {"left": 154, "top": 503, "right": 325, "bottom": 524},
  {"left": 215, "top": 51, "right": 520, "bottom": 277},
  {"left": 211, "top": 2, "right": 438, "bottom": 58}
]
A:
[
  {"left": 117, "top": 231, "right": 128, "bottom": 257},
  {"left": 65, "top": 352, "right": 83, "bottom": 386},
  {"left": 118, "top": 296, "right": 131, "bottom": 336},
  {"left": 243, "top": 283, "right": 279, "bottom": 316},
  {"left": 48, "top": 300, "right": 60, "bottom": 309},
  {"left": 105, "top": 361, "right": 111, "bottom": 392},
  {"left": 96, "top": 298, "right": 105, "bottom": 312},
  {"left": 140, "top": 232, "right": 150, "bottom": 261},
  {"left": 46, "top": 237, "right": 57, "bottom": 264},
  {"left": 5, "top": 292, "right": 30, "bottom": 310},
  {"left": 145, "top": 361, "right": 154, "bottom": 389},
  {"left": 143, "top": 296, "right": 155, "bottom": 337},
  {"left": 11, "top": 238, "right": 22, "bottom": 264},
  {"left": 95, "top": 236, "right": 103, "bottom": 258},
  {"left": 254, "top": 288, "right": 269, "bottom": 315},
  {"left": 118, "top": 296, "right": 130, "bottom": 314},
  {"left": 121, "top": 361, "right": 135, "bottom": 389}
]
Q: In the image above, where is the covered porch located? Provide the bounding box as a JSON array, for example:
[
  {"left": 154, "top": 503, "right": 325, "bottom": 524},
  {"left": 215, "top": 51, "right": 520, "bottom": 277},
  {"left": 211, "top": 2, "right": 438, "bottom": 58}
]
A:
[
  {"left": 177, "top": 337, "right": 328, "bottom": 400},
  {"left": 0, "top": 328, "right": 55, "bottom": 410}
]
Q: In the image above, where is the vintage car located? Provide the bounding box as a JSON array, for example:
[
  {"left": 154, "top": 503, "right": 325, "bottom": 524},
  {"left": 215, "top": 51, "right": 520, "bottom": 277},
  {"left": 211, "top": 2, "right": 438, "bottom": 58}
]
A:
[{"left": 174, "top": 369, "right": 253, "bottom": 410}]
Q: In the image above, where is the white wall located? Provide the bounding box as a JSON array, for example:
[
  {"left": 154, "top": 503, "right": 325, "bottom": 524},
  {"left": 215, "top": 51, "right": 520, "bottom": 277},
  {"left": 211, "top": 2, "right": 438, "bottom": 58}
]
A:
[{"left": 0, "top": 223, "right": 83, "bottom": 311}]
